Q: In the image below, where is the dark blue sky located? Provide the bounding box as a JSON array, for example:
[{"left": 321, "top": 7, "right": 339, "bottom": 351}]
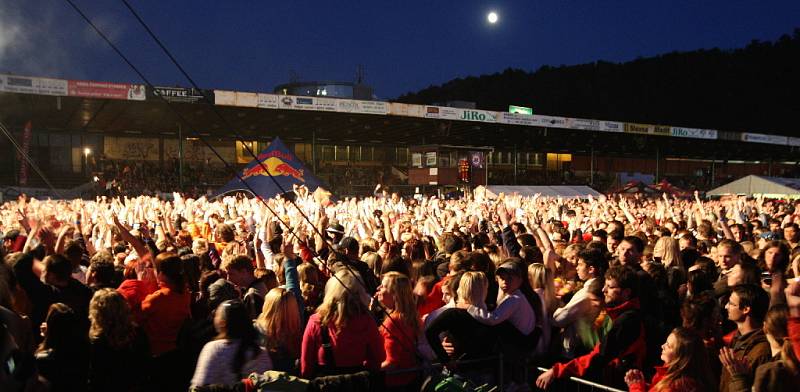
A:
[{"left": 1, "top": 0, "right": 798, "bottom": 99}]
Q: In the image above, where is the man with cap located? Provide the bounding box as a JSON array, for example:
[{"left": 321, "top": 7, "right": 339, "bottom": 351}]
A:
[
  {"left": 314, "top": 221, "right": 344, "bottom": 262},
  {"left": 332, "top": 236, "right": 379, "bottom": 295}
]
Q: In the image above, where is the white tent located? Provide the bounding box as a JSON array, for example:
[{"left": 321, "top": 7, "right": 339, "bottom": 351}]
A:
[
  {"left": 479, "top": 185, "right": 602, "bottom": 199},
  {"left": 707, "top": 175, "right": 800, "bottom": 198}
]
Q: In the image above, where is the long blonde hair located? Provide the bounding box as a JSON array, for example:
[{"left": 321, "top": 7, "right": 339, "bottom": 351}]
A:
[
  {"left": 457, "top": 271, "right": 488, "bottom": 308},
  {"left": 528, "top": 263, "right": 559, "bottom": 315},
  {"left": 256, "top": 287, "right": 301, "bottom": 358},
  {"left": 381, "top": 272, "right": 420, "bottom": 332},
  {"left": 654, "top": 236, "right": 682, "bottom": 269},
  {"left": 89, "top": 289, "right": 135, "bottom": 349},
  {"left": 316, "top": 269, "right": 370, "bottom": 332}
]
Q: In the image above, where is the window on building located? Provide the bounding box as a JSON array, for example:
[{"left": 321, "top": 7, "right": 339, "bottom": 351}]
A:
[{"left": 236, "top": 140, "right": 257, "bottom": 164}]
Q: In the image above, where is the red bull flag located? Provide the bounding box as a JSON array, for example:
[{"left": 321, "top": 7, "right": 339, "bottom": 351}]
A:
[{"left": 215, "top": 137, "right": 328, "bottom": 199}]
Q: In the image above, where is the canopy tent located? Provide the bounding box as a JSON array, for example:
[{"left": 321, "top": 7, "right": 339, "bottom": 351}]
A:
[
  {"left": 478, "top": 185, "right": 602, "bottom": 199},
  {"left": 215, "top": 137, "right": 328, "bottom": 199},
  {"left": 707, "top": 175, "right": 800, "bottom": 199}
]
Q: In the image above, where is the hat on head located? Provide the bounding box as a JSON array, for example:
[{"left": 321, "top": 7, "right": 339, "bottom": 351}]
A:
[
  {"left": 208, "top": 278, "right": 238, "bottom": 310},
  {"left": 496, "top": 258, "right": 525, "bottom": 278},
  {"left": 326, "top": 223, "right": 345, "bottom": 235}
]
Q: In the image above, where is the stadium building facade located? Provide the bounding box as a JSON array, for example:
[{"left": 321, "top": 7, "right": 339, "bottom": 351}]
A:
[{"left": 1, "top": 73, "right": 798, "bottom": 196}]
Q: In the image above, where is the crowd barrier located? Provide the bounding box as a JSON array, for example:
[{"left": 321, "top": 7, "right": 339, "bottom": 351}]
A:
[
  {"left": 534, "top": 367, "right": 625, "bottom": 392},
  {"left": 384, "top": 356, "right": 625, "bottom": 391}
]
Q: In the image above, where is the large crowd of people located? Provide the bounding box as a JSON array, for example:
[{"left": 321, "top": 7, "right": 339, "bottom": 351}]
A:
[{"left": 1, "top": 187, "right": 800, "bottom": 392}]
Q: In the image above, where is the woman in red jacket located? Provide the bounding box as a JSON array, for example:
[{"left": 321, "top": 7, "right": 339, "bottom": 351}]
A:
[
  {"left": 300, "top": 269, "right": 385, "bottom": 378},
  {"left": 625, "top": 327, "right": 715, "bottom": 392},
  {"left": 376, "top": 271, "right": 421, "bottom": 390}
]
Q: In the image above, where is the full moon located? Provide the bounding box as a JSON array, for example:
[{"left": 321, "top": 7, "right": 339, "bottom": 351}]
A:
[{"left": 487, "top": 12, "right": 498, "bottom": 24}]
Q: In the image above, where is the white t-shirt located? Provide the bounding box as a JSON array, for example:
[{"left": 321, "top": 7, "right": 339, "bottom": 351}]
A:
[{"left": 191, "top": 339, "right": 272, "bottom": 387}]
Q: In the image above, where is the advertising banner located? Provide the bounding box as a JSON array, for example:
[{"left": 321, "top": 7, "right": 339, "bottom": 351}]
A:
[
  {"left": 624, "top": 122, "right": 654, "bottom": 135},
  {"left": 670, "top": 127, "right": 718, "bottom": 140},
  {"left": 336, "top": 99, "right": 388, "bottom": 115},
  {"left": 214, "top": 90, "right": 236, "bottom": 106},
  {"left": 652, "top": 125, "right": 670, "bottom": 136},
  {"left": 17, "top": 121, "right": 32, "bottom": 186},
  {"left": 103, "top": 136, "right": 160, "bottom": 161},
  {"left": 214, "top": 90, "right": 257, "bottom": 107},
  {"left": 424, "top": 107, "right": 498, "bottom": 123},
  {"left": 148, "top": 86, "right": 210, "bottom": 104},
  {"left": 0, "top": 74, "right": 68, "bottom": 96},
  {"left": 499, "top": 112, "right": 536, "bottom": 126},
  {"left": 470, "top": 151, "right": 485, "bottom": 168},
  {"left": 257, "top": 93, "right": 280, "bottom": 109},
  {"left": 600, "top": 121, "right": 624, "bottom": 132},
  {"left": 68, "top": 80, "right": 145, "bottom": 100},
  {"left": 234, "top": 92, "right": 258, "bottom": 107},
  {"left": 388, "top": 102, "right": 425, "bottom": 118},
  {"left": 741, "top": 132, "right": 788, "bottom": 145},
  {"left": 533, "top": 115, "right": 570, "bottom": 128},
  {"left": 424, "top": 106, "right": 442, "bottom": 119},
  {"left": 271, "top": 95, "right": 337, "bottom": 111},
  {"left": 569, "top": 118, "right": 601, "bottom": 131}
]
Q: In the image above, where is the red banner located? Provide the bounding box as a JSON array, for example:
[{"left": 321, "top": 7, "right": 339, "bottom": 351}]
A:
[
  {"left": 18, "top": 121, "right": 32, "bottom": 186},
  {"left": 68, "top": 80, "right": 146, "bottom": 100}
]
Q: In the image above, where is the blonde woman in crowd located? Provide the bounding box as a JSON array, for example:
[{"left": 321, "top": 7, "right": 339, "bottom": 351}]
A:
[
  {"left": 255, "top": 287, "right": 302, "bottom": 374},
  {"left": 653, "top": 236, "right": 686, "bottom": 292},
  {"left": 529, "top": 263, "right": 558, "bottom": 357},
  {"left": 300, "top": 269, "right": 384, "bottom": 378},
  {"left": 376, "top": 272, "right": 421, "bottom": 390}
]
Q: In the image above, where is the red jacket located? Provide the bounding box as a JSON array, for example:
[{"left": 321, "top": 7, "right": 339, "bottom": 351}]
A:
[
  {"left": 418, "top": 276, "right": 449, "bottom": 317},
  {"left": 629, "top": 366, "right": 703, "bottom": 392},
  {"left": 117, "top": 278, "right": 158, "bottom": 315},
  {"left": 552, "top": 298, "right": 646, "bottom": 388},
  {"left": 381, "top": 315, "right": 419, "bottom": 387},
  {"left": 790, "top": 317, "right": 800, "bottom": 362},
  {"left": 300, "top": 312, "right": 385, "bottom": 379},
  {"left": 139, "top": 284, "right": 191, "bottom": 356}
]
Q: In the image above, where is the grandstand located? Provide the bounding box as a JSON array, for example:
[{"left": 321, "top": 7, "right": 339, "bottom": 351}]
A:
[{"left": 1, "top": 72, "right": 798, "bottom": 197}]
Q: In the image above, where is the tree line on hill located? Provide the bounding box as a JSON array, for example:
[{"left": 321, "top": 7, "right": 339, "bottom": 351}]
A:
[{"left": 396, "top": 29, "right": 799, "bottom": 137}]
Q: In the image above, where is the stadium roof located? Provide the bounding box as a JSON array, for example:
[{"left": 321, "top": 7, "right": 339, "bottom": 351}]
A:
[{"left": 1, "top": 73, "right": 798, "bottom": 161}]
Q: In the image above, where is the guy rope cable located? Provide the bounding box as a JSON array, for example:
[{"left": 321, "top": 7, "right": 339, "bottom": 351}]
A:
[
  {"left": 114, "top": 0, "right": 424, "bottom": 353},
  {"left": 63, "top": 0, "right": 424, "bottom": 359}
]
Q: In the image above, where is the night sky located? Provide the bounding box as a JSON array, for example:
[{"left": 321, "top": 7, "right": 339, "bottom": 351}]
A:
[{"left": 1, "top": 0, "right": 798, "bottom": 99}]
